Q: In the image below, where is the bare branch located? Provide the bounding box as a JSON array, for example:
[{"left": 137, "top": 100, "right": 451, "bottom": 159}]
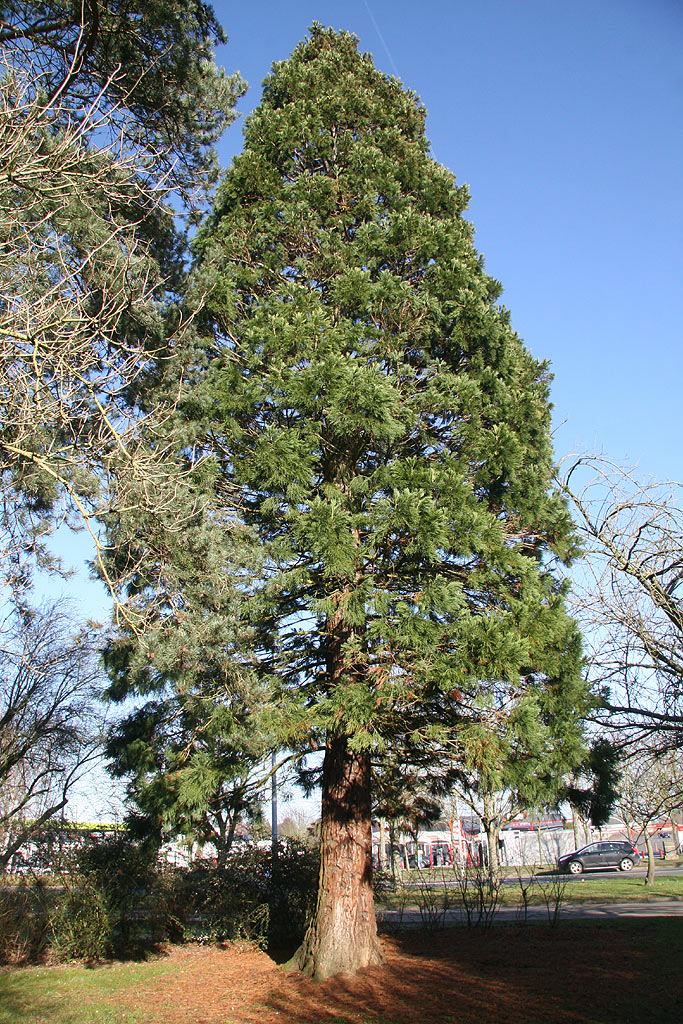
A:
[
  {"left": 557, "top": 455, "right": 683, "bottom": 754},
  {"left": 0, "top": 53, "right": 211, "bottom": 627},
  {"left": 0, "top": 601, "right": 103, "bottom": 866}
]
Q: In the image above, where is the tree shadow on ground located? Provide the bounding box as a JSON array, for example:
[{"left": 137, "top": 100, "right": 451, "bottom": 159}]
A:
[{"left": 260, "top": 920, "right": 683, "bottom": 1024}]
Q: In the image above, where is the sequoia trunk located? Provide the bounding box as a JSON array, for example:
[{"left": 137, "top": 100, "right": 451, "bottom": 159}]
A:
[{"left": 291, "top": 734, "right": 384, "bottom": 979}]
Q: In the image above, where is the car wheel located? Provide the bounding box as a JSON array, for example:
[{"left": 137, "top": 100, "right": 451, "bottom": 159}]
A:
[
  {"left": 619, "top": 857, "right": 634, "bottom": 872},
  {"left": 568, "top": 860, "right": 583, "bottom": 874}
]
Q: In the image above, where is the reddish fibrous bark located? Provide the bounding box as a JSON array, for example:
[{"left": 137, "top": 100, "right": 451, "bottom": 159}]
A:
[{"left": 291, "top": 733, "right": 384, "bottom": 980}]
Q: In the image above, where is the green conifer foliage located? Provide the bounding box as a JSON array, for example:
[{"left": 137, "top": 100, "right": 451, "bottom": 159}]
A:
[
  {"left": 0, "top": 0, "right": 246, "bottom": 199},
  {"left": 103, "top": 499, "right": 271, "bottom": 864},
  {"left": 194, "top": 26, "right": 586, "bottom": 978}
]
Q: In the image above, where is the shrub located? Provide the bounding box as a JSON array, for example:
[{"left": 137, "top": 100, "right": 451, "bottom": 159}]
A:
[
  {"left": 178, "top": 841, "right": 319, "bottom": 949},
  {"left": 5, "top": 835, "right": 319, "bottom": 963},
  {"left": 50, "top": 879, "right": 111, "bottom": 961},
  {"left": 0, "top": 882, "right": 49, "bottom": 964},
  {"left": 50, "top": 834, "right": 181, "bottom": 960}
]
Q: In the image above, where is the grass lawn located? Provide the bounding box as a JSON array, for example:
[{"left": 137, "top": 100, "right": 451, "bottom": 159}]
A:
[
  {"left": 376, "top": 871, "right": 683, "bottom": 909},
  {"left": 0, "top": 959, "right": 175, "bottom": 1024},
  {"left": 540, "top": 873, "right": 683, "bottom": 903}
]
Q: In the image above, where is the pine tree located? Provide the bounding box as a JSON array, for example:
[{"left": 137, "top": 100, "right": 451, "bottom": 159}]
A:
[
  {"left": 0, "top": 0, "right": 245, "bottom": 201},
  {"left": 0, "top": 1, "right": 245, "bottom": 605},
  {"left": 192, "top": 25, "right": 586, "bottom": 978},
  {"left": 103, "top": 496, "right": 273, "bottom": 865}
]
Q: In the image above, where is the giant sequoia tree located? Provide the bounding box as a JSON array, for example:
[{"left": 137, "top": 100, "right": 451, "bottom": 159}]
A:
[{"left": 193, "top": 26, "right": 586, "bottom": 978}]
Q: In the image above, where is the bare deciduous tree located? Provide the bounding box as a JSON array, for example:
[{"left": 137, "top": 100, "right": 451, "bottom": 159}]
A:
[
  {"left": 0, "top": 2, "right": 245, "bottom": 623},
  {"left": 0, "top": 601, "right": 103, "bottom": 868},
  {"left": 0, "top": 0, "right": 245, "bottom": 204},
  {"left": 558, "top": 456, "right": 683, "bottom": 754},
  {"left": 615, "top": 747, "right": 683, "bottom": 885}
]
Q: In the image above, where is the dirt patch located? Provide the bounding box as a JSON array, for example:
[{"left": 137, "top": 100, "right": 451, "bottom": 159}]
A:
[{"left": 106, "top": 919, "right": 683, "bottom": 1024}]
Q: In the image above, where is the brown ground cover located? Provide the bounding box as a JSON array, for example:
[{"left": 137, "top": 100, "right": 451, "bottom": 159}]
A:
[{"left": 107, "top": 919, "right": 683, "bottom": 1024}]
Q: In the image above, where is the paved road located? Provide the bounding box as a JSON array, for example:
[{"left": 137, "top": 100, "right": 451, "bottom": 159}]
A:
[{"left": 530, "top": 864, "right": 683, "bottom": 881}]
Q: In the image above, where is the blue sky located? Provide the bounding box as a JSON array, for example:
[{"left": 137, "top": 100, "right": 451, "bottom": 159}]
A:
[{"left": 213, "top": 0, "right": 682, "bottom": 479}]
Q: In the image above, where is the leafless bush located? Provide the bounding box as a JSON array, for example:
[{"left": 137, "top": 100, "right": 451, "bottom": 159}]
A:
[
  {"left": 412, "top": 866, "right": 451, "bottom": 930},
  {"left": 375, "top": 872, "right": 410, "bottom": 933},
  {"left": 534, "top": 871, "right": 568, "bottom": 927},
  {"left": 512, "top": 864, "right": 535, "bottom": 923},
  {"left": 449, "top": 857, "right": 501, "bottom": 929}
]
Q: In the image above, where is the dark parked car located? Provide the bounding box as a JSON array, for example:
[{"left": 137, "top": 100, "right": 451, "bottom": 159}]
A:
[{"left": 558, "top": 841, "right": 638, "bottom": 875}]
